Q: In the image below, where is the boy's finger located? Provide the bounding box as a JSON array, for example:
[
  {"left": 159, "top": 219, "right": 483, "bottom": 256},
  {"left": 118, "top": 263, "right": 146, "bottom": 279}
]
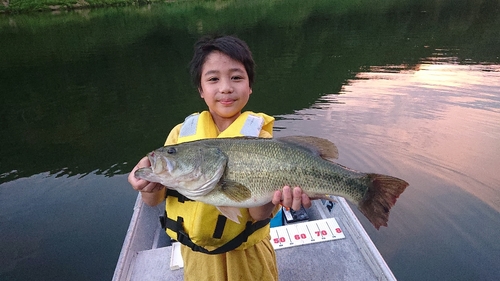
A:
[
  {"left": 271, "top": 190, "right": 281, "bottom": 205},
  {"left": 302, "top": 193, "right": 312, "bottom": 209},
  {"left": 282, "top": 186, "right": 292, "bottom": 206},
  {"left": 292, "top": 187, "right": 303, "bottom": 211}
]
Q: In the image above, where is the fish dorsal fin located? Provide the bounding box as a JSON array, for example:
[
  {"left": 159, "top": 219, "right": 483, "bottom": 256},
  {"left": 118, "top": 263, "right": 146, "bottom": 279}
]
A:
[{"left": 276, "top": 135, "right": 339, "bottom": 160}]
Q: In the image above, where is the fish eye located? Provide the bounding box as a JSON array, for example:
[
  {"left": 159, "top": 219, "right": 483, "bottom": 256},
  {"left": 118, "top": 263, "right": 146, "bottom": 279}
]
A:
[{"left": 167, "top": 147, "right": 176, "bottom": 154}]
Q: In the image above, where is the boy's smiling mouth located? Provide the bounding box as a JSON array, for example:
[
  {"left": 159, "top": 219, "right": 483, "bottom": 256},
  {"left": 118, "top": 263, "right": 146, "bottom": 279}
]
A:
[{"left": 219, "top": 98, "right": 236, "bottom": 105}]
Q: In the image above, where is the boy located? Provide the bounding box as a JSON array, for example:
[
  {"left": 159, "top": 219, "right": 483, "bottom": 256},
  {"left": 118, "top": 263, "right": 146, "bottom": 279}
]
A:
[{"left": 128, "top": 35, "right": 311, "bottom": 281}]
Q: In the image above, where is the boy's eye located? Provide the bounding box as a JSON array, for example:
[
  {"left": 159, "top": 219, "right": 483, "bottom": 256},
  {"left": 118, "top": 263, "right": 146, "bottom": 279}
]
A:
[
  {"left": 208, "top": 77, "right": 219, "bottom": 82},
  {"left": 232, "top": 76, "right": 243, "bottom": 80}
]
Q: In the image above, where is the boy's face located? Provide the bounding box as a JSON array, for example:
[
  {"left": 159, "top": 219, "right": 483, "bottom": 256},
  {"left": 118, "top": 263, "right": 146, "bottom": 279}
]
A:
[{"left": 199, "top": 51, "right": 252, "bottom": 123}]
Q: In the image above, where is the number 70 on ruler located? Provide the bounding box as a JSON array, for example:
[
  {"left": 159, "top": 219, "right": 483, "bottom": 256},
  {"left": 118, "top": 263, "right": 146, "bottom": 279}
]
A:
[{"left": 270, "top": 218, "right": 345, "bottom": 249}]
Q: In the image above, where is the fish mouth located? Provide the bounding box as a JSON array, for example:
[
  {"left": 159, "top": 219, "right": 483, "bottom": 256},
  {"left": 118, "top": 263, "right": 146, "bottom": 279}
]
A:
[{"left": 148, "top": 152, "right": 174, "bottom": 174}]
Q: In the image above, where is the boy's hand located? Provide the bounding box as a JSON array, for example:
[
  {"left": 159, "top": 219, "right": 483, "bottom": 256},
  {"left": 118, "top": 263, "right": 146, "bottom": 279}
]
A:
[
  {"left": 272, "top": 186, "right": 312, "bottom": 211},
  {"left": 128, "top": 156, "right": 164, "bottom": 193}
]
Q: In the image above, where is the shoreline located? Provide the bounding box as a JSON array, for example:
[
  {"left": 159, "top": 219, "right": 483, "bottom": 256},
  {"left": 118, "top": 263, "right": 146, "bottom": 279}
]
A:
[{"left": 1, "top": 0, "right": 165, "bottom": 14}]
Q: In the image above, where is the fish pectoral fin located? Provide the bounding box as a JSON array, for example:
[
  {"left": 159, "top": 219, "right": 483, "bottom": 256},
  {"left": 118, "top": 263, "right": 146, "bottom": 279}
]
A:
[
  {"left": 218, "top": 180, "right": 252, "bottom": 202},
  {"left": 216, "top": 206, "right": 242, "bottom": 224},
  {"left": 213, "top": 181, "right": 250, "bottom": 224}
]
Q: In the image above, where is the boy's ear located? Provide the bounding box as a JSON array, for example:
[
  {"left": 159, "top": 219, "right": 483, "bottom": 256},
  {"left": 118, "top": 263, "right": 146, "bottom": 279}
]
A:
[{"left": 198, "top": 87, "right": 204, "bottom": 98}]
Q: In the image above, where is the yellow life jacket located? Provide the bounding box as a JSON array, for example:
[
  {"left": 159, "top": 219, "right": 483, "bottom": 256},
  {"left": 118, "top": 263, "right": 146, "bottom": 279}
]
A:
[{"left": 162, "top": 111, "right": 275, "bottom": 253}]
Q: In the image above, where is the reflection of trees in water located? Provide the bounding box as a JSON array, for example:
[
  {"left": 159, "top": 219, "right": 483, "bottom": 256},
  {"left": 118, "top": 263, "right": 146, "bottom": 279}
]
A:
[{"left": 1, "top": 0, "right": 499, "bottom": 183}]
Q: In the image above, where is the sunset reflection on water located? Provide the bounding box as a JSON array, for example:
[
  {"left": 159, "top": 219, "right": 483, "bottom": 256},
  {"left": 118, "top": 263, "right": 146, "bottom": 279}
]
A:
[
  {"left": 278, "top": 62, "right": 500, "bottom": 214},
  {"left": 366, "top": 63, "right": 500, "bottom": 213}
]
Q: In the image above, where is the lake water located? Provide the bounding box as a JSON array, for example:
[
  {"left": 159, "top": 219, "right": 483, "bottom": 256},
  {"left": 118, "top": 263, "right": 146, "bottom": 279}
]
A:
[{"left": 1, "top": 0, "right": 499, "bottom": 280}]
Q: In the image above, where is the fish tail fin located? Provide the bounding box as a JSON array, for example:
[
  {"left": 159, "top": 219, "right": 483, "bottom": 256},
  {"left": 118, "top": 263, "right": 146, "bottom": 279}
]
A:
[{"left": 358, "top": 173, "right": 409, "bottom": 230}]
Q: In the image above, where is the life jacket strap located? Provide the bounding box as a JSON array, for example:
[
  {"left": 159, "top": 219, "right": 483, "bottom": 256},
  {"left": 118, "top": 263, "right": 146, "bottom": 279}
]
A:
[
  {"left": 212, "top": 215, "right": 227, "bottom": 239},
  {"left": 165, "top": 189, "right": 194, "bottom": 203},
  {"left": 159, "top": 211, "right": 270, "bottom": 255}
]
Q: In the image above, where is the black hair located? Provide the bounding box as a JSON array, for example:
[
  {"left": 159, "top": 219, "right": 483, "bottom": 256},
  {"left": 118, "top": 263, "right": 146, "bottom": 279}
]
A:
[{"left": 189, "top": 35, "right": 255, "bottom": 90}]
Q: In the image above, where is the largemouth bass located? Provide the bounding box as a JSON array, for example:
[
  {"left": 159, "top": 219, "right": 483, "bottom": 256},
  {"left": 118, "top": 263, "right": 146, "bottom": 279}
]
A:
[{"left": 135, "top": 136, "right": 408, "bottom": 229}]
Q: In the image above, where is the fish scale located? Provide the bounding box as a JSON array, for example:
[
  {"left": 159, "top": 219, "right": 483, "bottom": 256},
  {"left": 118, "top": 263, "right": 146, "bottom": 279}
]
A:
[{"left": 208, "top": 138, "right": 367, "bottom": 203}]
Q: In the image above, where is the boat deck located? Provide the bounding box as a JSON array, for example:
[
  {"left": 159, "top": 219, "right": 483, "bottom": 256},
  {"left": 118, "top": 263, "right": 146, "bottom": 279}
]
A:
[{"left": 113, "top": 195, "right": 396, "bottom": 281}]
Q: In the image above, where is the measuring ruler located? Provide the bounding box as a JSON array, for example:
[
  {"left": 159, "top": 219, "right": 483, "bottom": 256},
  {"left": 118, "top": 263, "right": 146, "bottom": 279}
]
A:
[{"left": 270, "top": 218, "right": 345, "bottom": 249}]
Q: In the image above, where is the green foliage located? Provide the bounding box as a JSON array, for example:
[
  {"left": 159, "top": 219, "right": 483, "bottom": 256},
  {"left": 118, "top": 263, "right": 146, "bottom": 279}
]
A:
[{"left": 2, "top": 0, "right": 148, "bottom": 13}]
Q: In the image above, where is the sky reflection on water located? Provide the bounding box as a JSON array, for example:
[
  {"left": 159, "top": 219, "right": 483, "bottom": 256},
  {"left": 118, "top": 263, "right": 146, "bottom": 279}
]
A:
[{"left": 0, "top": 172, "right": 136, "bottom": 280}]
